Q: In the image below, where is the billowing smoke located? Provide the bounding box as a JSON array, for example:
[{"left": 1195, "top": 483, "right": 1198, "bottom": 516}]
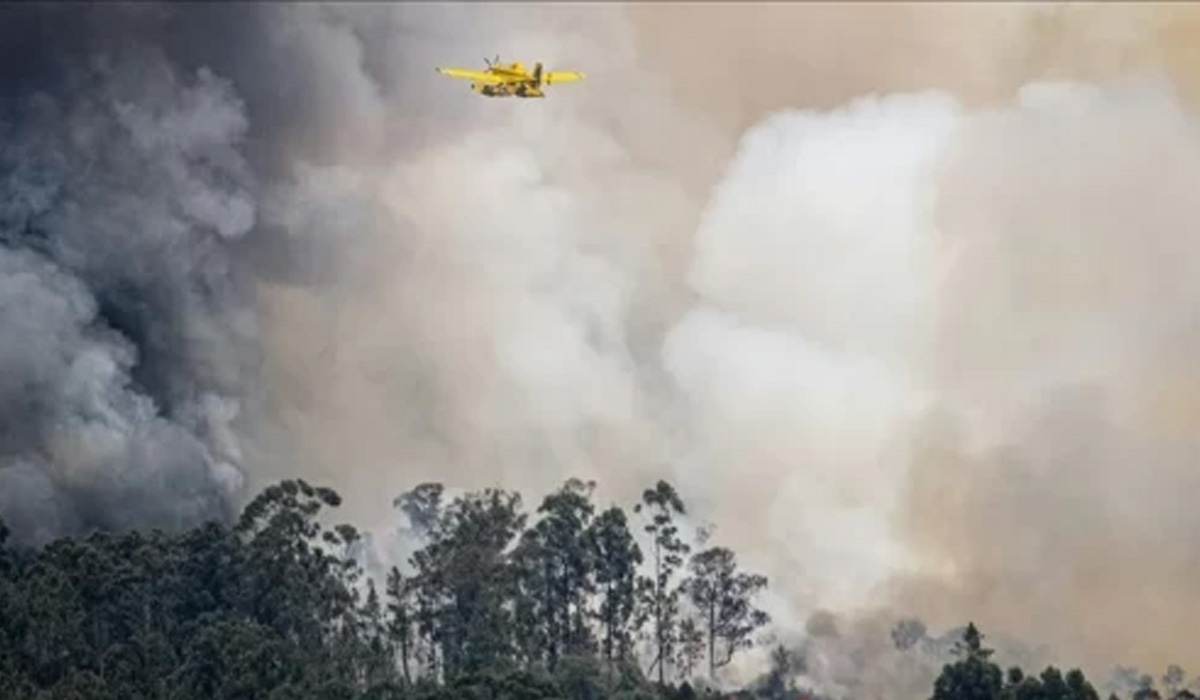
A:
[
  {"left": 894, "top": 74, "right": 1200, "bottom": 675},
  {"left": 662, "top": 90, "right": 963, "bottom": 615},
  {"left": 0, "top": 39, "right": 256, "bottom": 546},
  {"left": 776, "top": 613, "right": 1007, "bottom": 700},
  {"left": 662, "top": 70, "right": 1200, "bottom": 684},
  {"left": 5, "top": 0, "right": 1200, "bottom": 692}
]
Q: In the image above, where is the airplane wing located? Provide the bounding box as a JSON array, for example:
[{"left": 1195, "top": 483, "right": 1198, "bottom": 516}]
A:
[
  {"left": 435, "top": 67, "right": 505, "bottom": 83},
  {"left": 543, "top": 71, "right": 586, "bottom": 84}
]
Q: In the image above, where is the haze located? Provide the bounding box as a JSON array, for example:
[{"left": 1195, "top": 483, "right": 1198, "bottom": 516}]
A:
[{"left": 3, "top": 1, "right": 1200, "bottom": 692}]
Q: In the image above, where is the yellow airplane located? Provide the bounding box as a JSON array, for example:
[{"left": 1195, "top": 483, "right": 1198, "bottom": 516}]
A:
[{"left": 435, "top": 55, "right": 585, "bottom": 98}]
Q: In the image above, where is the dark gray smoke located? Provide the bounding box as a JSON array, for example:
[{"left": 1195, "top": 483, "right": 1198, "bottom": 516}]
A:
[
  {"left": 0, "top": 22, "right": 262, "bottom": 546},
  {"left": 0, "top": 1, "right": 498, "bottom": 547},
  {"left": 0, "top": 4, "right": 329, "bottom": 546}
]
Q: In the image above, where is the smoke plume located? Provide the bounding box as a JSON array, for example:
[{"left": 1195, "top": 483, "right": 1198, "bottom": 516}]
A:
[
  {"left": 0, "top": 38, "right": 256, "bottom": 545},
  {"left": 4, "top": 1, "right": 1200, "bottom": 691}
]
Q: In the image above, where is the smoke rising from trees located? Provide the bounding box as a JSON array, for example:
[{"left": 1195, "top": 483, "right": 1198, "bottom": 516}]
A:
[{"left": 3, "top": 1, "right": 1200, "bottom": 688}]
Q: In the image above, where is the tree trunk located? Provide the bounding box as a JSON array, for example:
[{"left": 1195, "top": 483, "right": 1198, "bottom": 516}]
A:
[
  {"left": 400, "top": 631, "right": 411, "bottom": 685},
  {"left": 708, "top": 600, "right": 716, "bottom": 680},
  {"left": 655, "top": 539, "right": 664, "bottom": 686},
  {"left": 545, "top": 559, "right": 557, "bottom": 670},
  {"left": 605, "top": 581, "right": 614, "bottom": 669}
]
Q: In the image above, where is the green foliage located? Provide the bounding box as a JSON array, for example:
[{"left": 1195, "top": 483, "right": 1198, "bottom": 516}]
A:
[
  {"left": 512, "top": 479, "right": 599, "bottom": 670},
  {"left": 634, "top": 480, "right": 691, "bottom": 685},
  {"left": 0, "top": 477, "right": 771, "bottom": 699},
  {"left": 416, "top": 487, "right": 526, "bottom": 678},
  {"left": 23, "top": 481, "right": 1134, "bottom": 700},
  {"left": 681, "top": 546, "right": 769, "bottom": 678},
  {"left": 931, "top": 623, "right": 1004, "bottom": 700},
  {"left": 933, "top": 624, "right": 1103, "bottom": 700},
  {"left": 586, "top": 505, "right": 643, "bottom": 671}
]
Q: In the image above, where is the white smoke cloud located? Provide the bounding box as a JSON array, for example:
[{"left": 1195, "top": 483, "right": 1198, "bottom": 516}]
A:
[
  {"left": 653, "top": 70, "right": 1200, "bottom": 684},
  {"left": 661, "top": 91, "right": 965, "bottom": 612},
  {"left": 897, "top": 73, "right": 1200, "bottom": 675}
]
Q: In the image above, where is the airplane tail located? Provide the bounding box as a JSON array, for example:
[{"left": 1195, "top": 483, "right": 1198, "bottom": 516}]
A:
[{"left": 533, "top": 62, "right": 543, "bottom": 85}]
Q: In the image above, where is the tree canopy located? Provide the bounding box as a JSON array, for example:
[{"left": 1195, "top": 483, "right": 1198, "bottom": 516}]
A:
[
  {"left": 0, "top": 478, "right": 771, "bottom": 700},
  {"left": 0, "top": 481, "right": 1192, "bottom": 700}
]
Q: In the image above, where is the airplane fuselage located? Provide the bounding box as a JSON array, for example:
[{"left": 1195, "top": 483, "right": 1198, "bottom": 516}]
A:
[
  {"left": 472, "top": 61, "right": 545, "bottom": 97},
  {"left": 472, "top": 82, "right": 545, "bottom": 98}
]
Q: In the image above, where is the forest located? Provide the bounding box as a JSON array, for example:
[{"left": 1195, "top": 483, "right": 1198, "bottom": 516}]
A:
[{"left": 0, "top": 477, "right": 1190, "bottom": 700}]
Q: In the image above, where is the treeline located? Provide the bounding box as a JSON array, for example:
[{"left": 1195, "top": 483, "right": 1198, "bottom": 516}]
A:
[
  {"left": 0, "top": 477, "right": 772, "bottom": 700},
  {"left": 2, "top": 476, "right": 1192, "bottom": 700},
  {"left": 920, "top": 623, "right": 1198, "bottom": 700}
]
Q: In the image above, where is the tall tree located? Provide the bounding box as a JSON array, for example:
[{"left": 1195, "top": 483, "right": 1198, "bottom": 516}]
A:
[
  {"left": 633, "top": 480, "right": 690, "bottom": 686},
  {"left": 233, "top": 479, "right": 360, "bottom": 661},
  {"left": 587, "top": 505, "right": 644, "bottom": 673},
  {"left": 674, "top": 617, "right": 705, "bottom": 681},
  {"left": 360, "top": 579, "right": 393, "bottom": 688},
  {"left": 393, "top": 482, "right": 449, "bottom": 680},
  {"left": 394, "top": 483, "right": 446, "bottom": 542},
  {"left": 511, "top": 527, "right": 552, "bottom": 670},
  {"left": 385, "top": 566, "right": 415, "bottom": 685},
  {"left": 681, "top": 546, "right": 770, "bottom": 679},
  {"left": 931, "top": 623, "right": 1004, "bottom": 700},
  {"left": 516, "top": 478, "right": 598, "bottom": 669},
  {"left": 409, "top": 488, "right": 526, "bottom": 680}
]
